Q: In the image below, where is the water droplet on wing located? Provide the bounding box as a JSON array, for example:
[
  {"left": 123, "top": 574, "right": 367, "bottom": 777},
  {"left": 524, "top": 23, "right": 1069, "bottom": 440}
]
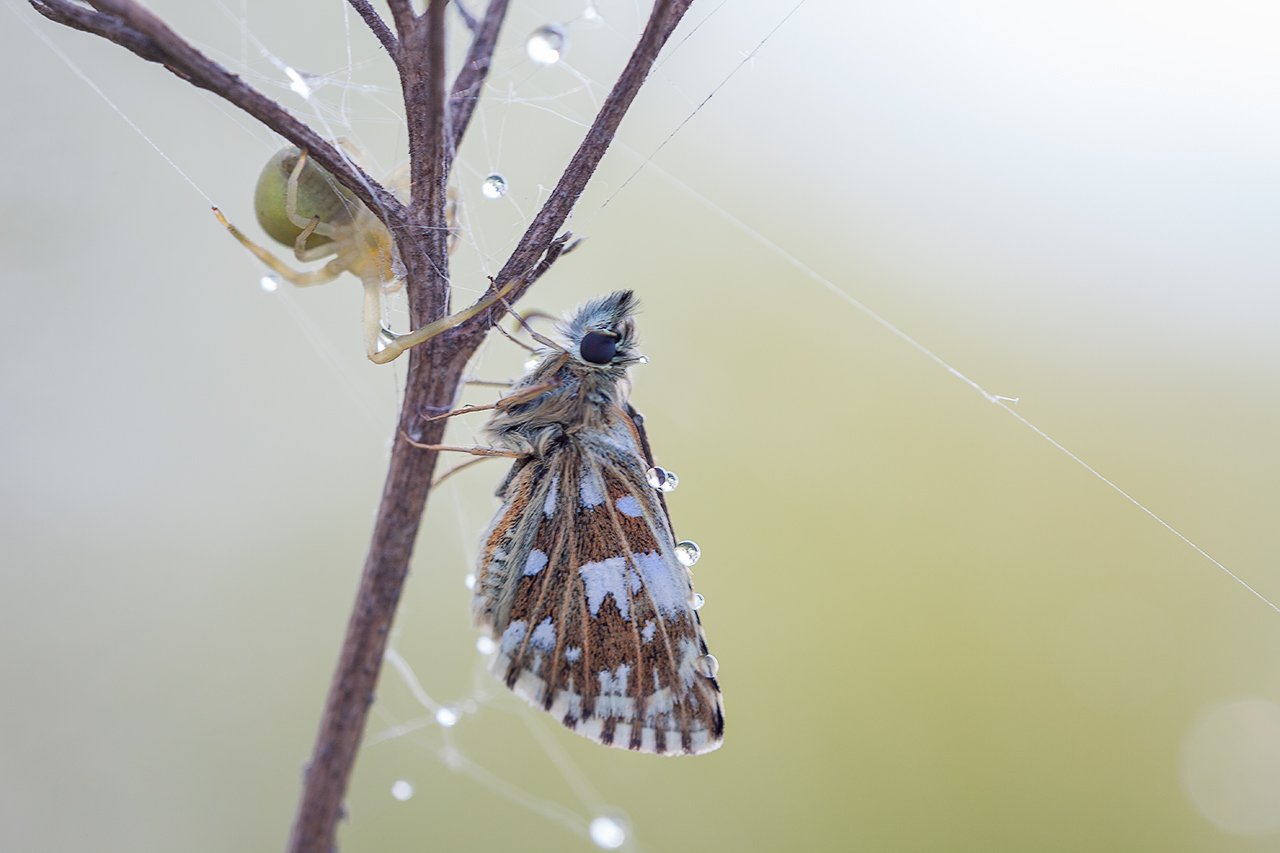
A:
[
  {"left": 694, "top": 654, "right": 719, "bottom": 678},
  {"left": 674, "top": 540, "right": 700, "bottom": 567},
  {"left": 691, "top": 592, "right": 705, "bottom": 610},
  {"left": 645, "top": 466, "right": 679, "bottom": 492}
]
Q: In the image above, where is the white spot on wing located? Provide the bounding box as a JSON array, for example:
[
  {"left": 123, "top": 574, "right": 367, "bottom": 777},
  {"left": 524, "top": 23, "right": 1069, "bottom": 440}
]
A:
[
  {"left": 596, "top": 664, "right": 635, "bottom": 717},
  {"left": 565, "top": 646, "right": 582, "bottom": 662},
  {"left": 642, "top": 620, "right": 656, "bottom": 643},
  {"left": 599, "top": 663, "right": 631, "bottom": 694},
  {"left": 543, "top": 475, "right": 559, "bottom": 518},
  {"left": 524, "top": 549, "right": 548, "bottom": 576},
  {"left": 615, "top": 495, "right": 644, "bottom": 517},
  {"left": 579, "top": 466, "right": 605, "bottom": 506},
  {"left": 530, "top": 617, "right": 557, "bottom": 651},
  {"left": 579, "top": 557, "right": 641, "bottom": 619},
  {"left": 633, "top": 550, "right": 688, "bottom": 618},
  {"left": 500, "top": 620, "right": 527, "bottom": 654}
]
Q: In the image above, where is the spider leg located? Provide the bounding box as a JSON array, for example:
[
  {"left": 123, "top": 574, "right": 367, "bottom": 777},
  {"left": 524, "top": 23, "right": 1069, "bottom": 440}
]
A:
[
  {"left": 283, "top": 150, "right": 338, "bottom": 238},
  {"left": 368, "top": 274, "right": 528, "bottom": 364},
  {"left": 361, "top": 278, "right": 384, "bottom": 360},
  {"left": 293, "top": 215, "right": 324, "bottom": 257},
  {"left": 213, "top": 208, "right": 344, "bottom": 286}
]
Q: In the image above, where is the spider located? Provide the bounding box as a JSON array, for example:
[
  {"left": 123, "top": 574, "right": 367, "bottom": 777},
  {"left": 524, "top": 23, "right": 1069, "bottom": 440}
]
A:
[{"left": 213, "top": 145, "right": 509, "bottom": 364}]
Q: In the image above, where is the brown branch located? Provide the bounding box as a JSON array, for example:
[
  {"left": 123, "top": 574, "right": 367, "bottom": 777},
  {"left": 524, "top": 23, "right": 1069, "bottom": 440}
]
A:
[
  {"left": 397, "top": 0, "right": 453, "bottom": 325},
  {"left": 457, "top": 0, "right": 695, "bottom": 345},
  {"left": 34, "top": 0, "right": 412, "bottom": 235},
  {"left": 346, "top": 0, "right": 398, "bottom": 59},
  {"left": 449, "top": 0, "right": 510, "bottom": 151},
  {"left": 29, "top": 1, "right": 698, "bottom": 850},
  {"left": 385, "top": 0, "right": 417, "bottom": 36},
  {"left": 451, "top": 0, "right": 478, "bottom": 32},
  {"left": 31, "top": 0, "right": 163, "bottom": 61}
]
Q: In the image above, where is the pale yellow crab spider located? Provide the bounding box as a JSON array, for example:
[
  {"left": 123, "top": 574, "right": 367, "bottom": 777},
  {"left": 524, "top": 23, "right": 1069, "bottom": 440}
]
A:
[{"left": 213, "top": 145, "right": 513, "bottom": 364}]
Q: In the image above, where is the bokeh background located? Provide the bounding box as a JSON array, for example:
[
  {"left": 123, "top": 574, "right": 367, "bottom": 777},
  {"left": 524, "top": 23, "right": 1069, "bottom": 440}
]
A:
[{"left": 3, "top": 1, "right": 1280, "bottom": 851}]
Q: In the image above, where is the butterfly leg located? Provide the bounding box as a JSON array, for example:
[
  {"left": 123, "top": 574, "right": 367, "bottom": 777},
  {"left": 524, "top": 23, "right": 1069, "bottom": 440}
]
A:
[{"left": 400, "top": 433, "right": 522, "bottom": 458}]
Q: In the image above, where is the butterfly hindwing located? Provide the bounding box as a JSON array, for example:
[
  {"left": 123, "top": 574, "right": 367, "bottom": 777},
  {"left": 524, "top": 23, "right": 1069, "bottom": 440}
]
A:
[{"left": 474, "top": 410, "right": 723, "bottom": 755}]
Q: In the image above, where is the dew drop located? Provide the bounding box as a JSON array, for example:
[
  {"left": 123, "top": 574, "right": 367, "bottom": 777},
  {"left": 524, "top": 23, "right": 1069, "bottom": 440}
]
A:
[
  {"left": 589, "top": 815, "right": 627, "bottom": 850},
  {"left": 283, "top": 65, "right": 313, "bottom": 99},
  {"left": 390, "top": 779, "right": 414, "bottom": 801},
  {"left": 523, "top": 356, "right": 541, "bottom": 372},
  {"left": 636, "top": 355, "right": 649, "bottom": 364},
  {"left": 463, "top": 572, "right": 477, "bottom": 591},
  {"left": 694, "top": 654, "right": 719, "bottom": 678},
  {"left": 526, "top": 23, "right": 568, "bottom": 65},
  {"left": 376, "top": 326, "right": 397, "bottom": 353},
  {"left": 645, "top": 466, "right": 679, "bottom": 493},
  {"left": 674, "top": 540, "right": 701, "bottom": 567},
  {"left": 259, "top": 274, "right": 280, "bottom": 293},
  {"left": 435, "top": 706, "right": 459, "bottom": 728},
  {"left": 476, "top": 636, "right": 497, "bottom": 655},
  {"left": 582, "top": 3, "right": 602, "bottom": 23},
  {"left": 691, "top": 592, "right": 705, "bottom": 610},
  {"left": 481, "top": 172, "right": 507, "bottom": 199}
]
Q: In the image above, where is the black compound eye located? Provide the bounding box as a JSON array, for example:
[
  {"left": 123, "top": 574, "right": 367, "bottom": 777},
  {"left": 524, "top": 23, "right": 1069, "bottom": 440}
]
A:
[{"left": 579, "top": 331, "right": 618, "bottom": 365}]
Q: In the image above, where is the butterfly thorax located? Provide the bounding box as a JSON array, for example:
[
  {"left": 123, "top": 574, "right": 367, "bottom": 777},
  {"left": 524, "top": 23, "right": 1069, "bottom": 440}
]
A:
[{"left": 485, "top": 353, "right": 632, "bottom": 458}]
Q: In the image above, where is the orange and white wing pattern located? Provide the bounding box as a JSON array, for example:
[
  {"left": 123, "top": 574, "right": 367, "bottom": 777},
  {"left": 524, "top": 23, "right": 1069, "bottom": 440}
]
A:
[{"left": 475, "top": 412, "right": 723, "bottom": 755}]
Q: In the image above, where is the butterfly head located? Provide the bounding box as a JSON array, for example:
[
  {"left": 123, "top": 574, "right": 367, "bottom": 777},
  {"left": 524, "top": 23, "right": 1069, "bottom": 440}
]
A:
[{"left": 560, "top": 290, "right": 643, "bottom": 371}]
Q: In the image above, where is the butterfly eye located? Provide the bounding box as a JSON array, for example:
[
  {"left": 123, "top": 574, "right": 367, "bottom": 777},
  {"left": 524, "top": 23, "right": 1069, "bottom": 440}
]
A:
[{"left": 579, "top": 331, "right": 618, "bottom": 365}]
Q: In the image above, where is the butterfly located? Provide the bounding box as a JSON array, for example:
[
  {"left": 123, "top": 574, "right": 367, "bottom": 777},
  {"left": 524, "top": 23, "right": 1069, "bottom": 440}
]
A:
[{"left": 471, "top": 290, "right": 724, "bottom": 755}]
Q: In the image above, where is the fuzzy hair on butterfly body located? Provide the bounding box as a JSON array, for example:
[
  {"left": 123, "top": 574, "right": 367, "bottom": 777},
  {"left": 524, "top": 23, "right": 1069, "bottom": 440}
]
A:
[{"left": 472, "top": 290, "right": 724, "bottom": 755}]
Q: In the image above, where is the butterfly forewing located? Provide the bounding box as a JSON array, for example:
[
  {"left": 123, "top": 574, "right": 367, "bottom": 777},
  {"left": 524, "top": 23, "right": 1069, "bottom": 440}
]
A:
[{"left": 475, "top": 410, "right": 723, "bottom": 755}]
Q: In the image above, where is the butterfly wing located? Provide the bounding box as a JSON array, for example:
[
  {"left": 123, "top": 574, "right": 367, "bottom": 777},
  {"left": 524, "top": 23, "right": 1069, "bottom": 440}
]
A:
[{"left": 474, "top": 409, "right": 724, "bottom": 755}]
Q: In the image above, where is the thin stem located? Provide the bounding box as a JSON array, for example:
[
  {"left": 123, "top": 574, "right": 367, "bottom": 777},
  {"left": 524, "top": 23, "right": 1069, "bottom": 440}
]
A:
[
  {"left": 346, "top": 0, "right": 398, "bottom": 59},
  {"left": 451, "top": 0, "right": 478, "bottom": 32},
  {"left": 385, "top": 0, "right": 417, "bottom": 35},
  {"left": 450, "top": 0, "right": 510, "bottom": 151}
]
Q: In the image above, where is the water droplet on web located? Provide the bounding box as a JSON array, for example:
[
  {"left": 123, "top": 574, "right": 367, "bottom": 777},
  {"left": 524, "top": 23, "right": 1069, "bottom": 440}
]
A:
[
  {"left": 526, "top": 23, "right": 567, "bottom": 65},
  {"left": 390, "top": 779, "right": 414, "bottom": 801},
  {"left": 636, "top": 355, "right": 649, "bottom": 365},
  {"left": 435, "top": 706, "right": 459, "bottom": 728},
  {"left": 259, "top": 274, "right": 280, "bottom": 293},
  {"left": 674, "top": 540, "right": 700, "bottom": 567},
  {"left": 463, "top": 572, "right": 476, "bottom": 590},
  {"left": 588, "top": 815, "right": 627, "bottom": 849},
  {"left": 283, "top": 65, "right": 313, "bottom": 99},
  {"left": 582, "top": 3, "right": 602, "bottom": 23},
  {"left": 645, "top": 466, "right": 679, "bottom": 492},
  {"left": 694, "top": 654, "right": 719, "bottom": 678},
  {"left": 481, "top": 173, "right": 507, "bottom": 199},
  {"left": 691, "top": 592, "right": 705, "bottom": 610},
  {"left": 439, "top": 745, "right": 463, "bottom": 770},
  {"left": 476, "top": 636, "right": 497, "bottom": 655}
]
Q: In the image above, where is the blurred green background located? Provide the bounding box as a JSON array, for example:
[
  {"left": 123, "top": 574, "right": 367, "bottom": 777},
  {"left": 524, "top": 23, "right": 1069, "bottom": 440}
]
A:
[{"left": 3, "top": 1, "right": 1280, "bottom": 851}]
